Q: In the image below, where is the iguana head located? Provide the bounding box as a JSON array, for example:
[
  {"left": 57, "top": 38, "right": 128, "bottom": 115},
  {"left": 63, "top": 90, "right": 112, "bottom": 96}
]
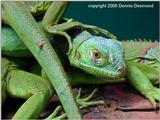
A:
[{"left": 69, "top": 31, "right": 126, "bottom": 79}]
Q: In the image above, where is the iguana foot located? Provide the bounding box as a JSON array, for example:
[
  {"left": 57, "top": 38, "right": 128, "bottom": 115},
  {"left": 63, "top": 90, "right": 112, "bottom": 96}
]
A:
[
  {"left": 126, "top": 63, "right": 160, "bottom": 109},
  {"left": 144, "top": 87, "right": 160, "bottom": 108},
  {"left": 45, "top": 105, "right": 66, "bottom": 120},
  {"left": 76, "top": 88, "right": 105, "bottom": 109}
]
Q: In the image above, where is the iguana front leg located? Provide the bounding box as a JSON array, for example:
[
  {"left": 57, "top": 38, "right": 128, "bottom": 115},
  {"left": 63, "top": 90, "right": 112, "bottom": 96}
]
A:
[
  {"left": 2, "top": 2, "right": 81, "bottom": 119},
  {"left": 42, "top": 2, "right": 117, "bottom": 54},
  {"left": 6, "top": 70, "right": 53, "bottom": 119},
  {"left": 2, "top": 58, "right": 66, "bottom": 119},
  {"left": 126, "top": 61, "right": 160, "bottom": 108}
]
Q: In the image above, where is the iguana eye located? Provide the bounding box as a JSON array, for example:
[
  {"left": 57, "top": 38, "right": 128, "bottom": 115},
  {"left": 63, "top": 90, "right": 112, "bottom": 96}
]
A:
[{"left": 91, "top": 50, "right": 101, "bottom": 59}]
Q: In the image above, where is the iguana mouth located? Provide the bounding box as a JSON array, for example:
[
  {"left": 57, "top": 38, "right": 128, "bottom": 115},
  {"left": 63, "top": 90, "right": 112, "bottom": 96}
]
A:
[
  {"left": 95, "top": 75, "right": 126, "bottom": 82},
  {"left": 78, "top": 62, "right": 126, "bottom": 79}
]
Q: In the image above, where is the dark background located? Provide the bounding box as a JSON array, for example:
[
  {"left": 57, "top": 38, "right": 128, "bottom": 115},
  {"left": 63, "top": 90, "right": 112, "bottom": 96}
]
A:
[{"left": 64, "top": 2, "right": 159, "bottom": 40}]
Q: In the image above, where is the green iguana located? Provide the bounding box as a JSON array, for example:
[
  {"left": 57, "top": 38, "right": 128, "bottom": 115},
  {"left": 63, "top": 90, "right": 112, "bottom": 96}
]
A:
[{"left": 2, "top": 1, "right": 159, "bottom": 119}]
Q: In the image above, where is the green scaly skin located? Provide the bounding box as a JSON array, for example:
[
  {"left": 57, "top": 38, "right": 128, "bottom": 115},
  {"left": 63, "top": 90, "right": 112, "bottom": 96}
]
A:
[
  {"left": 2, "top": 2, "right": 82, "bottom": 119},
  {"left": 2, "top": 18, "right": 160, "bottom": 109},
  {"left": 2, "top": 1, "right": 159, "bottom": 119},
  {"left": 2, "top": 58, "right": 60, "bottom": 119}
]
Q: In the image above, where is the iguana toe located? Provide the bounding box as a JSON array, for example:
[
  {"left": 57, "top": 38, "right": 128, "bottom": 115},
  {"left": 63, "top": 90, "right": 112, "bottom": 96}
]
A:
[
  {"left": 76, "top": 88, "right": 105, "bottom": 109},
  {"left": 45, "top": 105, "right": 66, "bottom": 120}
]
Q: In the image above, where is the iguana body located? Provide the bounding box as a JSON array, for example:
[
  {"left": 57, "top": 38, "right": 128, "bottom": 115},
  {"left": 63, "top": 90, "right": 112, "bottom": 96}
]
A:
[
  {"left": 122, "top": 40, "right": 159, "bottom": 61},
  {"left": 122, "top": 40, "right": 160, "bottom": 82}
]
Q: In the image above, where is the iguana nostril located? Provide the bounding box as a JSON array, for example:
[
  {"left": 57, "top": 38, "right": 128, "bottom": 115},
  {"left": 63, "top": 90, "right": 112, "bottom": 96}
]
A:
[
  {"left": 118, "top": 68, "right": 122, "bottom": 72},
  {"left": 117, "top": 67, "right": 125, "bottom": 76}
]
